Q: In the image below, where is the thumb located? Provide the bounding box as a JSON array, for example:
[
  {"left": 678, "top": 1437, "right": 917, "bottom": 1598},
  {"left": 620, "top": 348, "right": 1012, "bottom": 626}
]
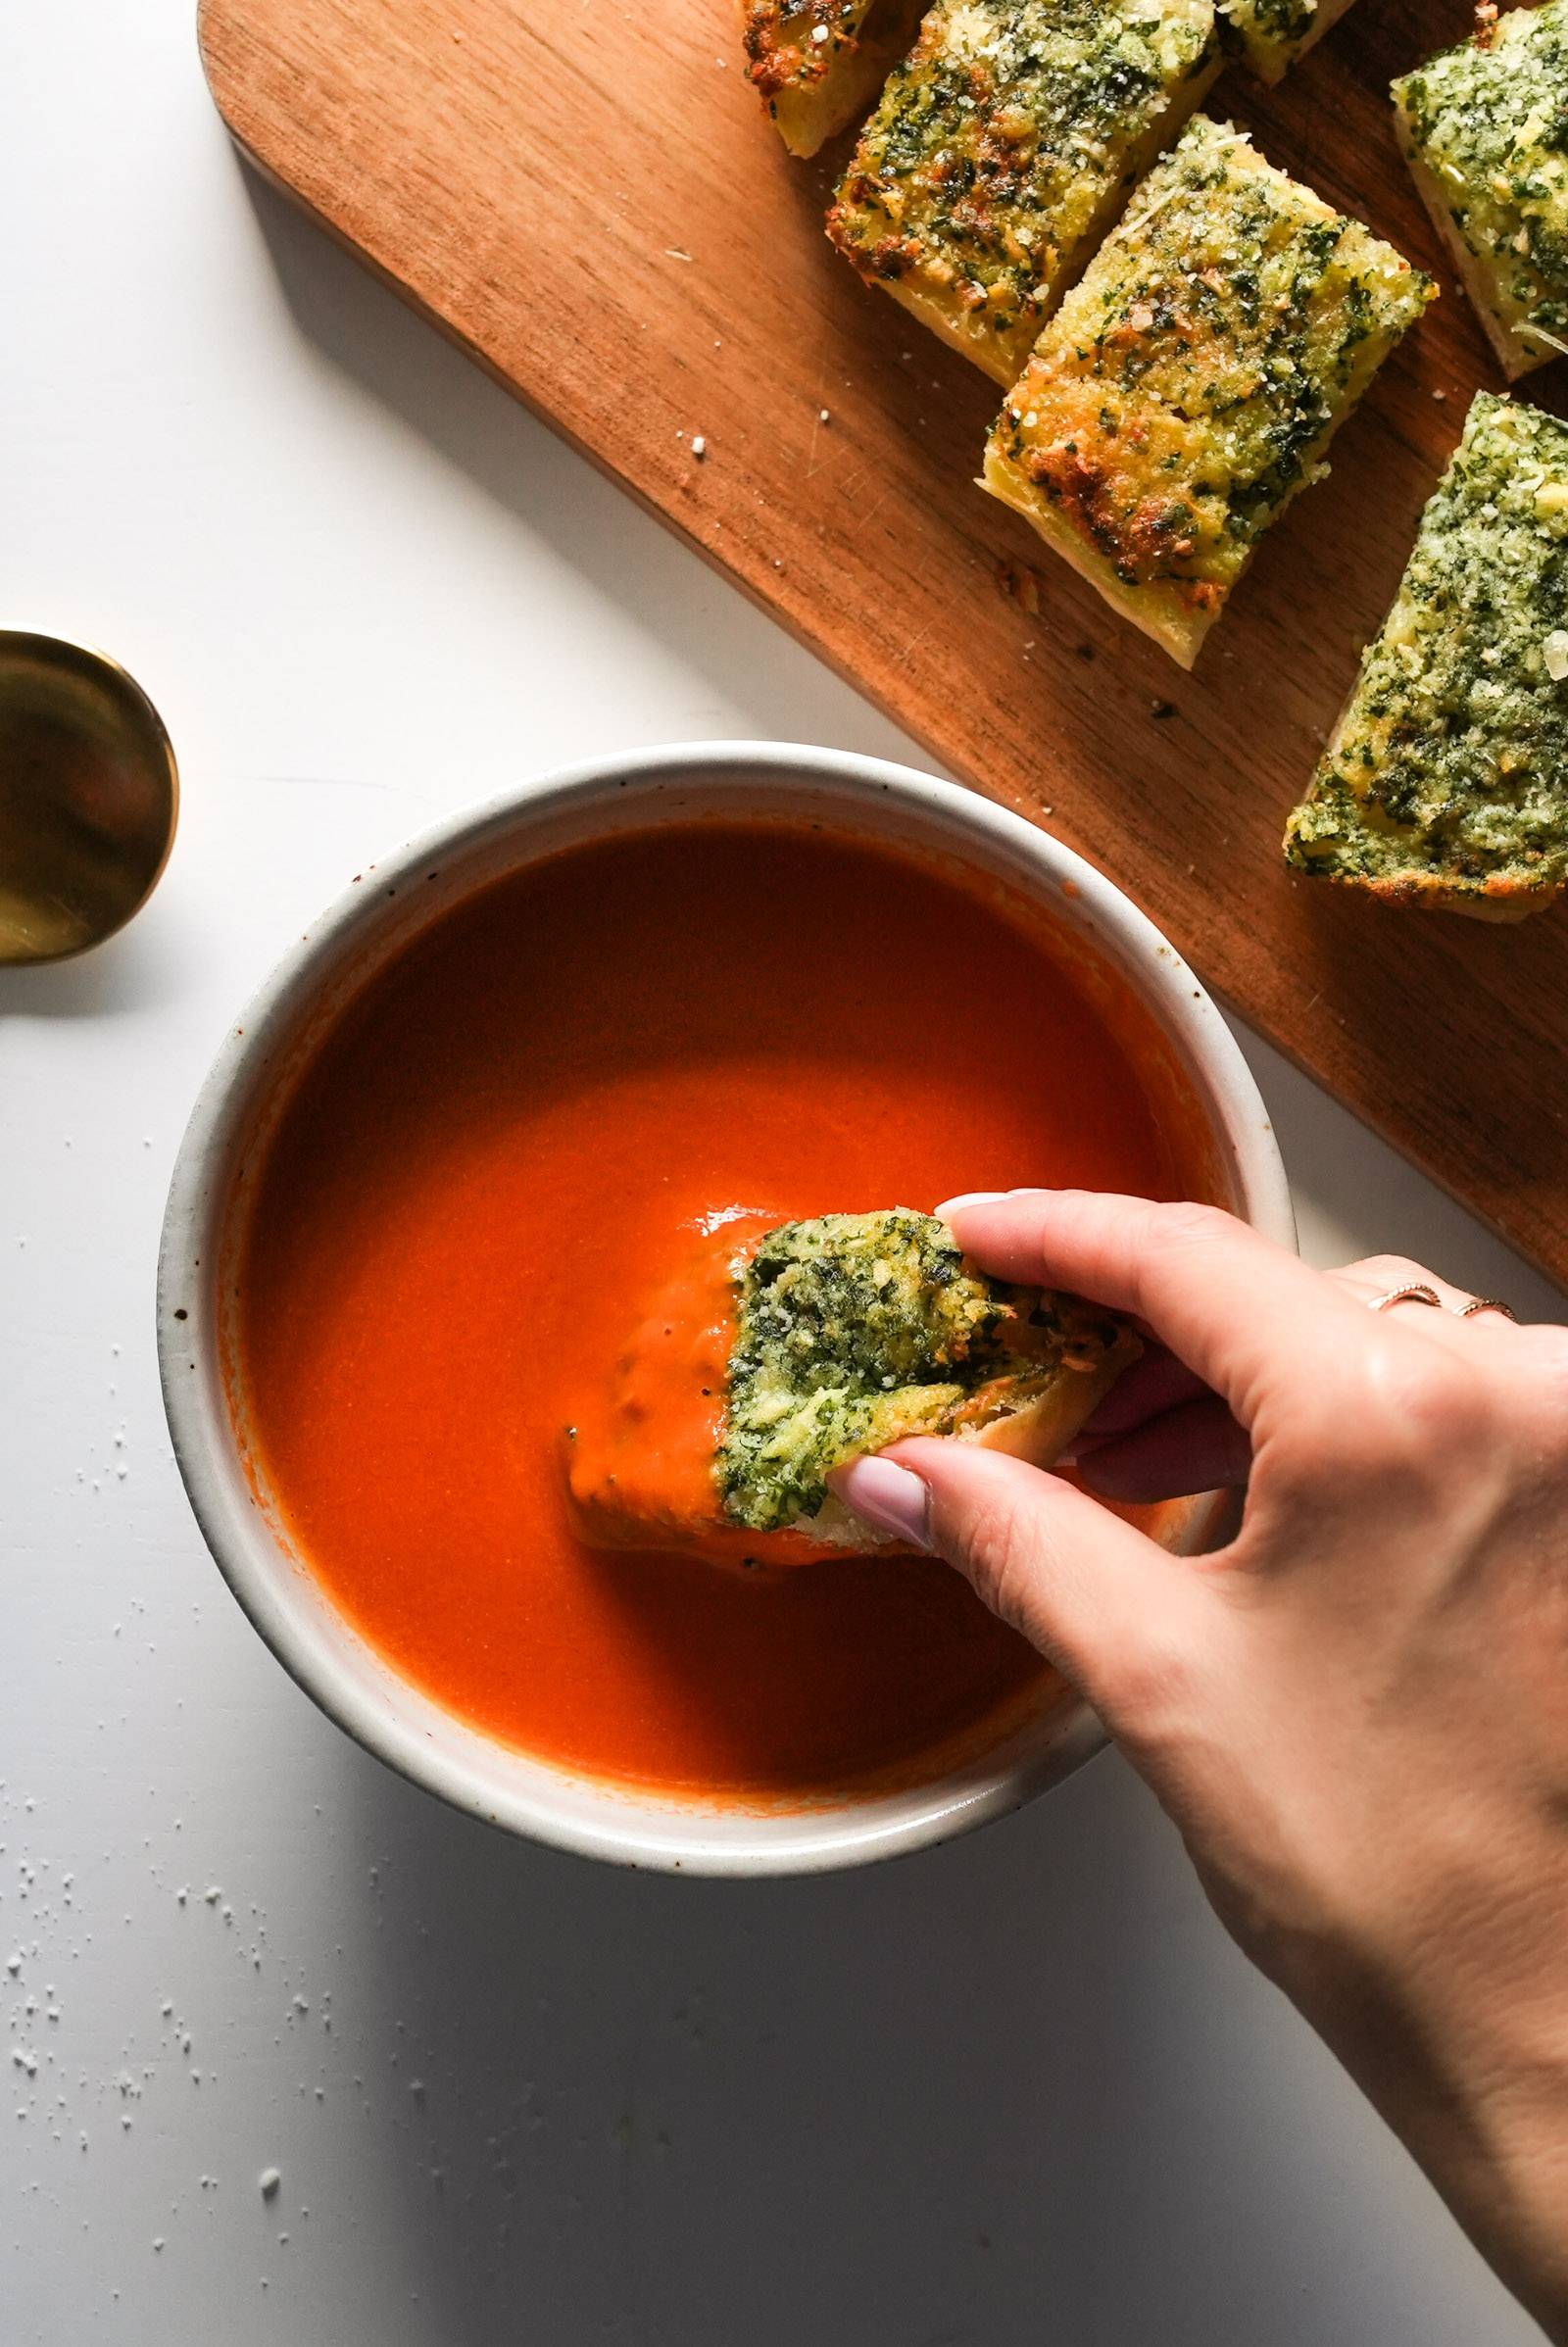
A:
[{"left": 834, "top": 1441, "right": 1210, "bottom": 1740}]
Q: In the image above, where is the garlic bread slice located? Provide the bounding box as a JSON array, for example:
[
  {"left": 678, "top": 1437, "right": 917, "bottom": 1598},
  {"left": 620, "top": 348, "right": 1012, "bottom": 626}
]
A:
[
  {"left": 981, "top": 116, "right": 1433, "bottom": 665},
  {"left": 743, "top": 0, "right": 926, "bottom": 159},
  {"left": 1395, "top": 2, "right": 1568, "bottom": 382},
  {"left": 1285, "top": 391, "right": 1568, "bottom": 919},
  {"left": 1219, "top": 0, "right": 1359, "bottom": 86},
  {"left": 827, "top": 0, "right": 1219, "bottom": 386}
]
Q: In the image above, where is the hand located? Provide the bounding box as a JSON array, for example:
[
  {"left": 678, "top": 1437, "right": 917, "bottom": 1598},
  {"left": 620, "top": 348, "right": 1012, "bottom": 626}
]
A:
[{"left": 834, "top": 1192, "right": 1568, "bottom": 2343}]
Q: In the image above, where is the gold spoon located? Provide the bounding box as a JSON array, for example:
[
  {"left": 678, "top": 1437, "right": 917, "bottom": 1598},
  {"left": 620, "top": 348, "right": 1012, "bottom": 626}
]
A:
[{"left": 0, "top": 631, "right": 178, "bottom": 964}]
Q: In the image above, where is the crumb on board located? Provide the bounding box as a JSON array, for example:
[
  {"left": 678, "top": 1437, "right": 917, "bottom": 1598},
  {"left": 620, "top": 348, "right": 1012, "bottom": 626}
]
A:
[{"left": 996, "top": 559, "right": 1041, "bottom": 616}]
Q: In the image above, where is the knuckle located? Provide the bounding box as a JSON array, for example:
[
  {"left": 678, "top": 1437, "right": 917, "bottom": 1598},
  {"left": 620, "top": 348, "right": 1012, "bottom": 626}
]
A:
[
  {"left": 1144, "top": 1199, "right": 1234, "bottom": 1252},
  {"left": 1327, "top": 1343, "right": 1488, "bottom": 1488},
  {"left": 1134, "top": 1201, "right": 1238, "bottom": 1288},
  {"left": 1513, "top": 1323, "right": 1568, "bottom": 1390},
  {"left": 1499, "top": 1329, "right": 1568, "bottom": 1462},
  {"left": 1259, "top": 1342, "right": 1486, "bottom": 1506}
]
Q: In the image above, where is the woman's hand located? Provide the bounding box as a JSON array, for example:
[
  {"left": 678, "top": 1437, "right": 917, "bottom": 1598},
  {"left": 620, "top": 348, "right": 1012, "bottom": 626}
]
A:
[{"left": 833, "top": 1192, "right": 1568, "bottom": 2343}]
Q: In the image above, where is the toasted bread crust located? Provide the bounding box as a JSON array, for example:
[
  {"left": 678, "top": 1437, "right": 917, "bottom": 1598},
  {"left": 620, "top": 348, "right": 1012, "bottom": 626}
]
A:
[
  {"left": 1294, "top": 862, "right": 1563, "bottom": 922},
  {"left": 1395, "top": 120, "right": 1551, "bottom": 382},
  {"left": 742, "top": 0, "right": 925, "bottom": 159},
  {"left": 980, "top": 442, "right": 1207, "bottom": 663}
]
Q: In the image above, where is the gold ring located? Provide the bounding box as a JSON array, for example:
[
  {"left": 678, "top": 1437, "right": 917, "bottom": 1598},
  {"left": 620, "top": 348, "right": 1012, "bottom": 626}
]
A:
[
  {"left": 1368, "top": 1283, "right": 1445, "bottom": 1313},
  {"left": 1456, "top": 1296, "right": 1517, "bottom": 1322}
]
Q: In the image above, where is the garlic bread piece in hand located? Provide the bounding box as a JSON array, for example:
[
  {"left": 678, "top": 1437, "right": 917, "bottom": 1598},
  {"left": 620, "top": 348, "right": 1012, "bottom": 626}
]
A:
[{"left": 567, "top": 1208, "right": 1138, "bottom": 1567}]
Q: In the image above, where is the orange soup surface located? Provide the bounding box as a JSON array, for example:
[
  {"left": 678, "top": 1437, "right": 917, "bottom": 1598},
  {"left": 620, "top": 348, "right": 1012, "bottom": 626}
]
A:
[{"left": 236, "top": 823, "right": 1205, "bottom": 1800}]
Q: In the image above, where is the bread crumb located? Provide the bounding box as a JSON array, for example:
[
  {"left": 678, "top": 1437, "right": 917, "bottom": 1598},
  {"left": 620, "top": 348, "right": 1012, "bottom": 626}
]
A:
[{"left": 996, "top": 560, "right": 1041, "bottom": 616}]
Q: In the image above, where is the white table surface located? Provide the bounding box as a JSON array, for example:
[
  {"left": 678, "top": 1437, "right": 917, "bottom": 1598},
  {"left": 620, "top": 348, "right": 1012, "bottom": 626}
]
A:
[{"left": 4, "top": 8, "right": 1562, "bottom": 2342}]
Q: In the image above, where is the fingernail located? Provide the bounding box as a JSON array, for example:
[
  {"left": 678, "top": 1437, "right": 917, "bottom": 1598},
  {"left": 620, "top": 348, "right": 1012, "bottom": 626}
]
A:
[
  {"left": 834, "top": 1456, "right": 932, "bottom": 1551},
  {"left": 934, "top": 1190, "right": 1006, "bottom": 1218}
]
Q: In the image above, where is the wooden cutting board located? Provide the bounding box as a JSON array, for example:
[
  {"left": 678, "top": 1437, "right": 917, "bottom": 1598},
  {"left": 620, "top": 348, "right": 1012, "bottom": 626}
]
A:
[{"left": 198, "top": 0, "right": 1568, "bottom": 1287}]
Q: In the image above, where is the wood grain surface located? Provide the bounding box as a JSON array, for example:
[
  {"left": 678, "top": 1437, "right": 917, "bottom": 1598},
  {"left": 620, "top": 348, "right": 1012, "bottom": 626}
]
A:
[{"left": 198, "top": 0, "right": 1568, "bottom": 1288}]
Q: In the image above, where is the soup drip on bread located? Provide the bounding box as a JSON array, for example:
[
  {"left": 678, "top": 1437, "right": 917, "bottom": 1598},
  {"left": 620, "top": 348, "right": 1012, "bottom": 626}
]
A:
[{"left": 566, "top": 1207, "right": 1138, "bottom": 1568}]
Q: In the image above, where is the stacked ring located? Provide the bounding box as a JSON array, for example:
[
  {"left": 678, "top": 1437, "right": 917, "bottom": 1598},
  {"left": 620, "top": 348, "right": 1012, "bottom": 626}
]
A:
[{"left": 1366, "top": 1284, "right": 1516, "bottom": 1323}]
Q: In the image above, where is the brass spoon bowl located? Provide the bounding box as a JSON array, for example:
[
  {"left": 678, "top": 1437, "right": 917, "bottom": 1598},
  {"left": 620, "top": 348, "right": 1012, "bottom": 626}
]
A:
[{"left": 0, "top": 632, "right": 178, "bottom": 964}]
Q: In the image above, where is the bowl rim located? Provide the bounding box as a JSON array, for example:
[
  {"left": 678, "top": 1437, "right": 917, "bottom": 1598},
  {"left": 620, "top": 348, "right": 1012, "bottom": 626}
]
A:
[{"left": 157, "top": 740, "right": 1294, "bottom": 1877}]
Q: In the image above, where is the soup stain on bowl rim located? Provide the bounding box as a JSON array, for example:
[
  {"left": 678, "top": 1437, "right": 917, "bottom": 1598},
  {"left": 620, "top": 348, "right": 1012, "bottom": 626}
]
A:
[{"left": 157, "top": 741, "right": 1293, "bottom": 1878}]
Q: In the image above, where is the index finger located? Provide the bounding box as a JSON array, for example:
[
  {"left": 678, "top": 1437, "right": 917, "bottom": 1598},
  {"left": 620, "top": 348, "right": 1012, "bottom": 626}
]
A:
[{"left": 942, "top": 1190, "right": 1362, "bottom": 1429}]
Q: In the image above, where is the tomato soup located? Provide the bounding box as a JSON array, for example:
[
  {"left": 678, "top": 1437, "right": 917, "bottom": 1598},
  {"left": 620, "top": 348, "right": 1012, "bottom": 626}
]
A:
[{"left": 234, "top": 823, "right": 1201, "bottom": 1800}]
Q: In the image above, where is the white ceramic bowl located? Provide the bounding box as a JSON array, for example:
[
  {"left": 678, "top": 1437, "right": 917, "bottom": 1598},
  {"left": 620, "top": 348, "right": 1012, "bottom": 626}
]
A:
[{"left": 158, "top": 743, "right": 1292, "bottom": 1876}]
